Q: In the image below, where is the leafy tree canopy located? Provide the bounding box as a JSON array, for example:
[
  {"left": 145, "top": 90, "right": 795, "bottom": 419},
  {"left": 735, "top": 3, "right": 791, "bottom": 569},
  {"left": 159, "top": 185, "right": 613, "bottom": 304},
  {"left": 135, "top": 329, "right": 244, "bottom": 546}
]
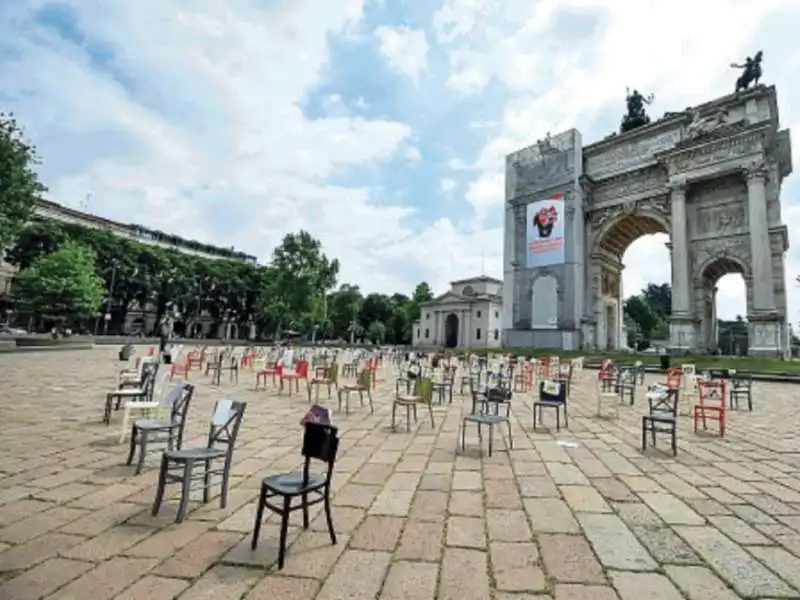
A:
[
  {"left": 13, "top": 243, "right": 105, "bottom": 323},
  {"left": 0, "top": 113, "right": 47, "bottom": 249}
]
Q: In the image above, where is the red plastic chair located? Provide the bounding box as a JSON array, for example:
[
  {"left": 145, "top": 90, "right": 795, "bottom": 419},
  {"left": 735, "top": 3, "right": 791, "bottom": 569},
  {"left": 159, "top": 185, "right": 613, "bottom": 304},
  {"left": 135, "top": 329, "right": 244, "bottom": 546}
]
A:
[{"left": 281, "top": 360, "right": 309, "bottom": 395}]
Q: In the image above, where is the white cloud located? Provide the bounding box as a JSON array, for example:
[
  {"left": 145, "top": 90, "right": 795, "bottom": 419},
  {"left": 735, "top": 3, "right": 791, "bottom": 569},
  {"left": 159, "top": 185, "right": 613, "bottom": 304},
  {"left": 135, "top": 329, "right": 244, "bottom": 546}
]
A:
[
  {"left": 375, "top": 25, "right": 429, "bottom": 83},
  {"left": 0, "top": 0, "right": 417, "bottom": 294},
  {"left": 439, "top": 178, "right": 456, "bottom": 194},
  {"left": 432, "top": 0, "right": 800, "bottom": 322}
]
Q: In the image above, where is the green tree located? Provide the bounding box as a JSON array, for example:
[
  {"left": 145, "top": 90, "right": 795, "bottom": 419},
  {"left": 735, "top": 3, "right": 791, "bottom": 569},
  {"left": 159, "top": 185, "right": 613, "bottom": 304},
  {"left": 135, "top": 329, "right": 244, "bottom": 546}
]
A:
[
  {"left": 623, "top": 295, "right": 660, "bottom": 341},
  {"left": 367, "top": 320, "right": 386, "bottom": 343},
  {"left": 13, "top": 243, "right": 104, "bottom": 326},
  {"left": 0, "top": 113, "right": 47, "bottom": 249},
  {"left": 642, "top": 283, "right": 671, "bottom": 321},
  {"left": 5, "top": 220, "right": 67, "bottom": 269},
  {"left": 327, "top": 284, "right": 363, "bottom": 339}
]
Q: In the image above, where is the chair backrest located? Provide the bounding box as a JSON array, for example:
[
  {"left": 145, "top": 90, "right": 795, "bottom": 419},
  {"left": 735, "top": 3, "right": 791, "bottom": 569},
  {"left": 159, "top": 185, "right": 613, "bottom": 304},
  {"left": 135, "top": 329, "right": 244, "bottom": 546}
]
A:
[
  {"left": 326, "top": 362, "right": 339, "bottom": 380},
  {"left": 296, "top": 359, "right": 310, "bottom": 378},
  {"left": 698, "top": 381, "right": 726, "bottom": 406},
  {"left": 208, "top": 399, "right": 247, "bottom": 452},
  {"left": 539, "top": 379, "right": 566, "bottom": 403},
  {"left": 151, "top": 369, "right": 171, "bottom": 400},
  {"left": 647, "top": 387, "right": 678, "bottom": 416},
  {"left": 416, "top": 377, "right": 433, "bottom": 402},
  {"left": 358, "top": 369, "right": 372, "bottom": 388},
  {"left": 302, "top": 422, "right": 339, "bottom": 465},
  {"left": 169, "top": 383, "right": 195, "bottom": 446}
]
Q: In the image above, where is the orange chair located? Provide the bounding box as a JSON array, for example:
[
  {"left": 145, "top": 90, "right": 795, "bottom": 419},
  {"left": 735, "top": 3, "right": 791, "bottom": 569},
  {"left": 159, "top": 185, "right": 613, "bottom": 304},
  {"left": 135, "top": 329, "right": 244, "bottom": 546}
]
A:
[
  {"left": 666, "top": 368, "right": 683, "bottom": 390},
  {"left": 170, "top": 358, "right": 191, "bottom": 380},
  {"left": 281, "top": 360, "right": 309, "bottom": 395},
  {"left": 693, "top": 380, "right": 726, "bottom": 437},
  {"left": 187, "top": 348, "right": 206, "bottom": 371}
]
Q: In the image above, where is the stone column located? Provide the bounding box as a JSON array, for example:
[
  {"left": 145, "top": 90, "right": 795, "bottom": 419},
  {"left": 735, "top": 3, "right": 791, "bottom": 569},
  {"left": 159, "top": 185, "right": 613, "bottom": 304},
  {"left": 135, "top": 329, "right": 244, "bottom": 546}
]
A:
[
  {"left": 669, "top": 179, "right": 691, "bottom": 314},
  {"left": 745, "top": 164, "right": 776, "bottom": 311}
]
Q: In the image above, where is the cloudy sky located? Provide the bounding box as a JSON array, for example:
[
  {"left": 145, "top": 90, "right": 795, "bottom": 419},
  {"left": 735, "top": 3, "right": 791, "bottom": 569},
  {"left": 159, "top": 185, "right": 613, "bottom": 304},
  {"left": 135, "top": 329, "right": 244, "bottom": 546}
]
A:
[{"left": 1, "top": 0, "right": 798, "bottom": 321}]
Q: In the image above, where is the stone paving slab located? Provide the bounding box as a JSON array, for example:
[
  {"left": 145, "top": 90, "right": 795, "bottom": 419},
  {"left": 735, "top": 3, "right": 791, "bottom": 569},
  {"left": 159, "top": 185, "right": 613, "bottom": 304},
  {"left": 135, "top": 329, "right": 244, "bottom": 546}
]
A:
[{"left": 1, "top": 347, "right": 800, "bottom": 599}]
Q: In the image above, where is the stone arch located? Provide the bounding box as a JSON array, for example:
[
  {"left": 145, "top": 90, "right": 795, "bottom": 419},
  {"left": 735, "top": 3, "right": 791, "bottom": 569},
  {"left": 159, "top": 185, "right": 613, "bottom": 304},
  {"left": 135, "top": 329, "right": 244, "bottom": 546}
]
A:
[
  {"left": 693, "top": 254, "right": 751, "bottom": 354},
  {"left": 591, "top": 210, "right": 671, "bottom": 257},
  {"left": 693, "top": 252, "right": 751, "bottom": 285}
]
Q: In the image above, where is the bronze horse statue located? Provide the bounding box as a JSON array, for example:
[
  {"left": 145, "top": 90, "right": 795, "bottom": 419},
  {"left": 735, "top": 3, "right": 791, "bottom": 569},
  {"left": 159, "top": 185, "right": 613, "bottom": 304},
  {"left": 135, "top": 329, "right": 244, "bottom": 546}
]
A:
[{"left": 732, "top": 51, "right": 763, "bottom": 93}]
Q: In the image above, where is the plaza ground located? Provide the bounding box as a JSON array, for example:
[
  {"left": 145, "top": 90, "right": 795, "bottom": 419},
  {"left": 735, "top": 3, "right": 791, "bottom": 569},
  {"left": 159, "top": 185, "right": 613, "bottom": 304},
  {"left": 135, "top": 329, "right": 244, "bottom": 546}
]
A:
[{"left": 0, "top": 347, "right": 799, "bottom": 599}]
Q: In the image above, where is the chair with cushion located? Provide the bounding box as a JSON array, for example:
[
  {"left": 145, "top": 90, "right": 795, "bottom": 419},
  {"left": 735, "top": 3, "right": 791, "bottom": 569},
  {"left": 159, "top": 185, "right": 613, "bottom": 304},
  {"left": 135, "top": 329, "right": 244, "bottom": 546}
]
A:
[
  {"left": 251, "top": 422, "right": 339, "bottom": 570},
  {"left": 392, "top": 377, "right": 434, "bottom": 432},
  {"left": 533, "top": 380, "right": 568, "bottom": 431},
  {"left": 642, "top": 385, "right": 678, "bottom": 455}
]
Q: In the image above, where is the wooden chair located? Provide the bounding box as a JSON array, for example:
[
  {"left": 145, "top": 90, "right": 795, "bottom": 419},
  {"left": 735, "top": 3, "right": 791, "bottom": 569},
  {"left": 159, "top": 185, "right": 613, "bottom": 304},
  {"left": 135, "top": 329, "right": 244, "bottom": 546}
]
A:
[
  {"left": 337, "top": 369, "right": 373, "bottom": 415},
  {"left": 250, "top": 422, "right": 339, "bottom": 569},
  {"left": 642, "top": 386, "right": 678, "bottom": 455},
  {"left": 392, "top": 377, "right": 434, "bottom": 432},
  {"left": 308, "top": 363, "right": 339, "bottom": 403},
  {"left": 694, "top": 380, "right": 726, "bottom": 437}
]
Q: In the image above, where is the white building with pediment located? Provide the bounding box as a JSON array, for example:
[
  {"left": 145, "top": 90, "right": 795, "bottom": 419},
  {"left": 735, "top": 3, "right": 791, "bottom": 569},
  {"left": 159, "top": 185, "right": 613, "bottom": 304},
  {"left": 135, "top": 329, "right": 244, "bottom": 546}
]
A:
[{"left": 412, "top": 276, "right": 503, "bottom": 349}]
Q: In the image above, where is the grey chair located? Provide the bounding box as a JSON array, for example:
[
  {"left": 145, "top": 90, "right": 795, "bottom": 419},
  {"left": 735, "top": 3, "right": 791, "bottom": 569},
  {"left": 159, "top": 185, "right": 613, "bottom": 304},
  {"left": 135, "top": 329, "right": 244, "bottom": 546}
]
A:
[
  {"left": 151, "top": 399, "right": 246, "bottom": 523},
  {"left": 728, "top": 372, "right": 753, "bottom": 411},
  {"left": 460, "top": 387, "right": 513, "bottom": 456},
  {"left": 251, "top": 422, "right": 339, "bottom": 569},
  {"left": 126, "top": 381, "right": 194, "bottom": 475}
]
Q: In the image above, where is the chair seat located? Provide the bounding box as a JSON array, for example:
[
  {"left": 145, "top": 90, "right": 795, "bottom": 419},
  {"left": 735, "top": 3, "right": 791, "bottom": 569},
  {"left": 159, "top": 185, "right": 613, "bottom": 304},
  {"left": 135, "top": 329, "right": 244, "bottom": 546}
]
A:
[
  {"left": 464, "top": 414, "right": 507, "bottom": 425},
  {"left": 164, "top": 446, "right": 226, "bottom": 461},
  {"left": 310, "top": 378, "right": 332, "bottom": 385},
  {"left": 644, "top": 414, "right": 675, "bottom": 424},
  {"left": 534, "top": 400, "right": 564, "bottom": 408},
  {"left": 111, "top": 388, "right": 146, "bottom": 396},
  {"left": 342, "top": 384, "right": 366, "bottom": 391},
  {"left": 135, "top": 418, "right": 177, "bottom": 431},
  {"left": 395, "top": 395, "right": 421, "bottom": 404},
  {"left": 263, "top": 471, "right": 326, "bottom": 495}
]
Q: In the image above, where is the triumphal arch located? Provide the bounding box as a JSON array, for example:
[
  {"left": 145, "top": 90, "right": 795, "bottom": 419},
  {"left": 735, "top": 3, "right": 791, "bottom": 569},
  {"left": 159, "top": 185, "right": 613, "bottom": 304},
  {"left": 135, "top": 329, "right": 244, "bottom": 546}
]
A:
[{"left": 502, "top": 84, "right": 792, "bottom": 355}]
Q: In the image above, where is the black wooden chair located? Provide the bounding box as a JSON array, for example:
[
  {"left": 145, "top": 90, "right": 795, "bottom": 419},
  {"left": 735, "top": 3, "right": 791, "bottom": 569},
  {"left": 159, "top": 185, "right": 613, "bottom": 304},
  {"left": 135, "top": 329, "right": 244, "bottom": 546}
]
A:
[
  {"left": 207, "top": 351, "right": 239, "bottom": 385},
  {"left": 728, "top": 372, "right": 753, "bottom": 411},
  {"left": 533, "top": 380, "right": 568, "bottom": 431},
  {"left": 126, "top": 381, "right": 194, "bottom": 475},
  {"left": 642, "top": 386, "right": 678, "bottom": 455},
  {"left": 251, "top": 422, "right": 339, "bottom": 569},
  {"left": 151, "top": 399, "right": 247, "bottom": 523}
]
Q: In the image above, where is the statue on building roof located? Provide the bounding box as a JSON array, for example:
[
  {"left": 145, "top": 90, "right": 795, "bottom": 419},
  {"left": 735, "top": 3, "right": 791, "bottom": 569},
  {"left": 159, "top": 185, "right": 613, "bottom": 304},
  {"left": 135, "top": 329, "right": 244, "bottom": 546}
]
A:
[
  {"left": 620, "top": 88, "right": 655, "bottom": 133},
  {"left": 731, "top": 50, "right": 763, "bottom": 93}
]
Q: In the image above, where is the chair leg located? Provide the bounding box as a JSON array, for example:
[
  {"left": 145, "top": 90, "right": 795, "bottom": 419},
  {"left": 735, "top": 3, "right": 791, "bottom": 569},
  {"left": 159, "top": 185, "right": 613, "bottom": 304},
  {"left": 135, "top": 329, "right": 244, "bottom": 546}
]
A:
[
  {"left": 251, "top": 485, "right": 268, "bottom": 550},
  {"left": 507, "top": 421, "right": 513, "bottom": 449},
  {"left": 487, "top": 425, "right": 494, "bottom": 457},
  {"left": 126, "top": 426, "right": 138, "bottom": 465},
  {"left": 202, "top": 459, "right": 211, "bottom": 504},
  {"left": 428, "top": 405, "right": 435, "bottom": 429},
  {"left": 460, "top": 421, "right": 466, "bottom": 451},
  {"left": 368, "top": 390, "right": 374, "bottom": 414},
  {"left": 135, "top": 430, "right": 149, "bottom": 475},
  {"left": 277, "top": 496, "right": 291, "bottom": 570},
  {"left": 405, "top": 405, "right": 411, "bottom": 432},
  {"left": 151, "top": 454, "right": 168, "bottom": 516},
  {"left": 302, "top": 492, "right": 309, "bottom": 529},
  {"left": 176, "top": 462, "right": 193, "bottom": 523},
  {"left": 324, "top": 485, "right": 337, "bottom": 545},
  {"left": 391, "top": 402, "right": 398, "bottom": 429},
  {"left": 641, "top": 419, "right": 648, "bottom": 451}
]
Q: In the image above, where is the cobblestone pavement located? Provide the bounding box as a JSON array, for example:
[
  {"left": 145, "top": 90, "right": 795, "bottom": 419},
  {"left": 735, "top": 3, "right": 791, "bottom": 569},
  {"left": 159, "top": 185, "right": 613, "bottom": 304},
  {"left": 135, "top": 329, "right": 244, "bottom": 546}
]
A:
[{"left": 1, "top": 347, "right": 800, "bottom": 599}]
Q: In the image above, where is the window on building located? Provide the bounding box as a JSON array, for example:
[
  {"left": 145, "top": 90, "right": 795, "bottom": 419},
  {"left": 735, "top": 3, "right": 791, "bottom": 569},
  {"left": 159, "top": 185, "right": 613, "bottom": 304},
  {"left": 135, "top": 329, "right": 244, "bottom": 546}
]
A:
[
  {"left": 424, "top": 328, "right": 430, "bottom": 339},
  {"left": 495, "top": 311, "right": 499, "bottom": 318},
  {"left": 476, "top": 310, "right": 482, "bottom": 318},
  {"left": 476, "top": 328, "right": 482, "bottom": 340},
  {"left": 426, "top": 312, "right": 430, "bottom": 320},
  {"left": 416, "top": 328, "right": 420, "bottom": 339},
  {"left": 494, "top": 329, "right": 499, "bottom": 340}
]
